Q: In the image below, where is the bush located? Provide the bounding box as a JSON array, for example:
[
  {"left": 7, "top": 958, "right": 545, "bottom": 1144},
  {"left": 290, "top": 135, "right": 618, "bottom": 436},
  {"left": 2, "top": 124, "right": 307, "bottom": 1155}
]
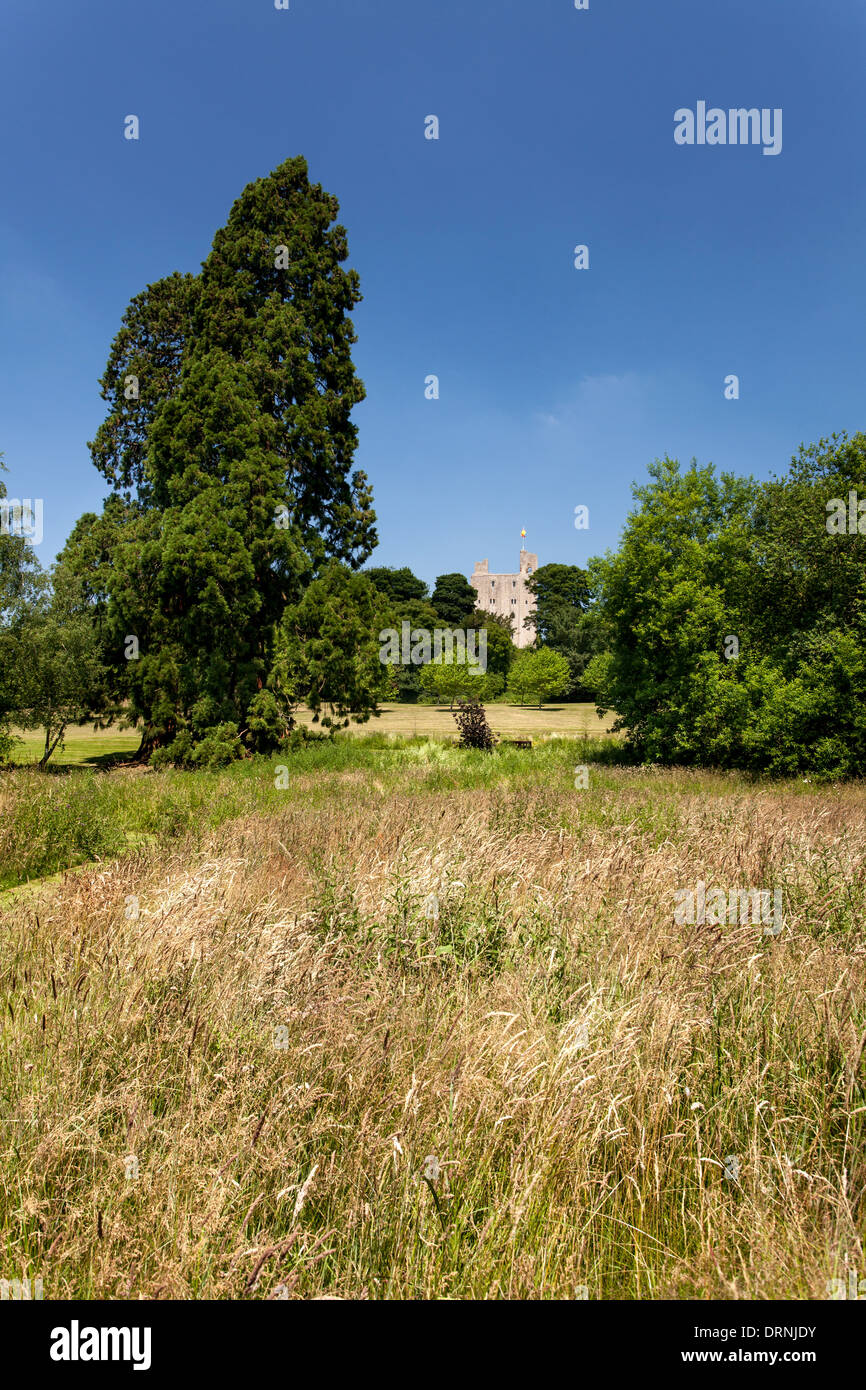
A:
[
  {"left": 189, "top": 722, "right": 246, "bottom": 768},
  {"left": 452, "top": 698, "right": 495, "bottom": 751},
  {"left": 150, "top": 730, "right": 195, "bottom": 769},
  {"left": 151, "top": 723, "right": 246, "bottom": 769},
  {"left": 244, "top": 689, "right": 294, "bottom": 754},
  {"left": 285, "top": 725, "right": 330, "bottom": 751}
]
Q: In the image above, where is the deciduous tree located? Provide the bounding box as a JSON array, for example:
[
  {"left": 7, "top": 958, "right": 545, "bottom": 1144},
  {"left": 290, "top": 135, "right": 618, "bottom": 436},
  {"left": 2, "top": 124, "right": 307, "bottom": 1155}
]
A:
[
  {"left": 431, "top": 573, "right": 477, "bottom": 626},
  {"left": 506, "top": 647, "right": 571, "bottom": 708}
]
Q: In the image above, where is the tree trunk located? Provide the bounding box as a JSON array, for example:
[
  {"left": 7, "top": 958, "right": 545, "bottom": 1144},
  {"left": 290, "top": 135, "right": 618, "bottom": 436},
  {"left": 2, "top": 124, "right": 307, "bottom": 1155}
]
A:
[{"left": 39, "top": 725, "right": 66, "bottom": 770}]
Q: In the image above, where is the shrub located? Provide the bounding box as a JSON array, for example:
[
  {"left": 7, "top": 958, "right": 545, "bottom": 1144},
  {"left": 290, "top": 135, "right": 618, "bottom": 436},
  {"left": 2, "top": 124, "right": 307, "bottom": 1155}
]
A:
[
  {"left": 150, "top": 730, "right": 195, "bottom": 769},
  {"left": 189, "top": 722, "right": 246, "bottom": 768},
  {"left": 244, "top": 688, "right": 294, "bottom": 754},
  {"left": 285, "top": 725, "right": 330, "bottom": 751},
  {"left": 151, "top": 722, "right": 246, "bottom": 770},
  {"left": 452, "top": 697, "right": 495, "bottom": 751}
]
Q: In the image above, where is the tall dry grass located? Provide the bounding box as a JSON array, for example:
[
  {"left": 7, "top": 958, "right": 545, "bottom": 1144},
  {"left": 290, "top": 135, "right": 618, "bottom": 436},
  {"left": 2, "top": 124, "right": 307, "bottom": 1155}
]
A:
[{"left": 1, "top": 753, "right": 864, "bottom": 1298}]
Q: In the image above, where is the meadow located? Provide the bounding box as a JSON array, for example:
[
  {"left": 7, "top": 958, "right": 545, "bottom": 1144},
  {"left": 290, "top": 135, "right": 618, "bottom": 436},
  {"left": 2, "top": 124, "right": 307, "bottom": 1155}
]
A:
[{"left": 0, "top": 735, "right": 864, "bottom": 1299}]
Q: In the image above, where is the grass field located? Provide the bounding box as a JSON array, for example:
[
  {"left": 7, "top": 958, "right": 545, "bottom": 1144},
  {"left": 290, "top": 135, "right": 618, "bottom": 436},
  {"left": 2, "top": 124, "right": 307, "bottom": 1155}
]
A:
[
  {"left": 0, "top": 737, "right": 863, "bottom": 1299},
  {"left": 9, "top": 726, "right": 142, "bottom": 766},
  {"left": 296, "top": 700, "right": 618, "bottom": 741},
  {"left": 8, "top": 702, "right": 616, "bottom": 767}
]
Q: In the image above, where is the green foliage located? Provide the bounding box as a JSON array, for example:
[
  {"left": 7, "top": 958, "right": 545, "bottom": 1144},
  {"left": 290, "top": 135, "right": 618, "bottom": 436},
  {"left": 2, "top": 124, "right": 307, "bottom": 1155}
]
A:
[
  {"left": 589, "top": 456, "right": 760, "bottom": 763},
  {"left": 150, "top": 732, "right": 195, "bottom": 770},
  {"left": 52, "top": 497, "right": 136, "bottom": 730},
  {"left": 0, "top": 464, "right": 43, "bottom": 626},
  {"left": 431, "top": 572, "right": 478, "bottom": 626},
  {"left": 148, "top": 721, "right": 247, "bottom": 769},
  {"left": 378, "top": 599, "right": 443, "bottom": 703},
  {"left": 80, "top": 157, "right": 376, "bottom": 756},
  {"left": 591, "top": 437, "right": 866, "bottom": 776},
  {"left": 474, "top": 606, "right": 516, "bottom": 641},
  {"left": 1, "top": 612, "right": 108, "bottom": 768},
  {"left": 525, "top": 562, "right": 591, "bottom": 640},
  {"left": 375, "top": 604, "right": 516, "bottom": 705},
  {"left": 418, "top": 651, "right": 492, "bottom": 707},
  {"left": 275, "top": 562, "right": 389, "bottom": 731},
  {"left": 88, "top": 272, "right": 197, "bottom": 501},
  {"left": 541, "top": 603, "right": 609, "bottom": 700},
  {"left": 244, "top": 687, "right": 295, "bottom": 755},
  {"left": 0, "top": 455, "right": 45, "bottom": 761},
  {"left": 365, "top": 566, "right": 428, "bottom": 604},
  {"left": 1, "top": 479, "right": 109, "bottom": 769},
  {"left": 470, "top": 615, "right": 516, "bottom": 679},
  {"left": 506, "top": 647, "right": 571, "bottom": 707},
  {"left": 522, "top": 562, "right": 604, "bottom": 699},
  {"left": 189, "top": 722, "right": 246, "bottom": 768},
  {"left": 582, "top": 650, "right": 614, "bottom": 710},
  {"left": 284, "top": 724, "right": 331, "bottom": 751}
]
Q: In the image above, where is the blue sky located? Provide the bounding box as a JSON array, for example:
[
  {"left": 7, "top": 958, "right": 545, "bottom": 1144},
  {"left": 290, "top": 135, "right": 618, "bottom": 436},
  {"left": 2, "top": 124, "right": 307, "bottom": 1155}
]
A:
[{"left": 1, "top": 0, "right": 864, "bottom": 587}]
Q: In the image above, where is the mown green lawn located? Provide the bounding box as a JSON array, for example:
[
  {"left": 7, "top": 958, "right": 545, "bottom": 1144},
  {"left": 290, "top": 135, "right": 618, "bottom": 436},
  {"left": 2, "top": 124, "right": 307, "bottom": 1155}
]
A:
[
  {"left": 9, "top": 702, "right": 616, "bottom": 767},
  {"left": 9, "top": 725, "right": 140, "bottom": 767}
]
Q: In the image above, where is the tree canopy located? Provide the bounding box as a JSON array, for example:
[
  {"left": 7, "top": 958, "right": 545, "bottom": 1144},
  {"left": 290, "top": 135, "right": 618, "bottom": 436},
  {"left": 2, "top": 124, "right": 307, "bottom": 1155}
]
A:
[
  {"left": 275, "top": 562, "right": 390, "bottom": 731},
  {"left": 68, "top": 156, "right": 377, "bottom": 758},
  {"left": 365, "top": 566, "right": 429, "bottom": 604},
  {"left": 431, "top": 572, "right": 478, "bottom": 626},
  {"left": 525, "top": 563, "right": 591, "bottom": 643},
  {"left": 506, "top": 647, "right": 571, "bottom": 708},
  {"left": 587, "top": 436, "right": 866, "bottom": 776}
]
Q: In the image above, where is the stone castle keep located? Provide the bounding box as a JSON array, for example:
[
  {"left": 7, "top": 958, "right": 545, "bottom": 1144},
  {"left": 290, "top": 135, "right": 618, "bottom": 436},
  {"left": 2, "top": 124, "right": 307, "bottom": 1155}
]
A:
[{"left": 470, "top": 548, "right": 538, "bottom": 649}]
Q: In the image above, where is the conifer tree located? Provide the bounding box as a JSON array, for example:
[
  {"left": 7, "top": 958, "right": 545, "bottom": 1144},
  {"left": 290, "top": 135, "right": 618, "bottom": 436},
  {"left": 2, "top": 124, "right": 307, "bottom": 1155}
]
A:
[{"left": 79, "top": 157, "right": 376, "bottom": 756}]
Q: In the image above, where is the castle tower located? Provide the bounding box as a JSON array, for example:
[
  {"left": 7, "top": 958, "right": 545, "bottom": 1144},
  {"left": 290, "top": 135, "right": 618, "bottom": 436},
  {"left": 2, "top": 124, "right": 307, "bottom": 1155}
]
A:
[{"left": 470, "top": 543, "right": 538, "bottom": 648}]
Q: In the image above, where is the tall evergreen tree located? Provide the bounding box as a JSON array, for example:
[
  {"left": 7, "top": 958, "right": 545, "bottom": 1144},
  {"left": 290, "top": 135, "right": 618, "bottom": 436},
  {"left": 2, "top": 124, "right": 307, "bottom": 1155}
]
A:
[
  {"left": 80, "top": 157, "right": 376, "bottom": 756},
  {"left": 89, "top": 272, "right": 197, "bottom": 503}
]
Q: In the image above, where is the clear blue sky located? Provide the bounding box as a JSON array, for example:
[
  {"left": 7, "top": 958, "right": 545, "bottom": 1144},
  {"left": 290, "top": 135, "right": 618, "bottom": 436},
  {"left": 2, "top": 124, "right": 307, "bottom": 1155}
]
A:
[{"left": 1, "top": 0, "right": 864, "bottom": 586}]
